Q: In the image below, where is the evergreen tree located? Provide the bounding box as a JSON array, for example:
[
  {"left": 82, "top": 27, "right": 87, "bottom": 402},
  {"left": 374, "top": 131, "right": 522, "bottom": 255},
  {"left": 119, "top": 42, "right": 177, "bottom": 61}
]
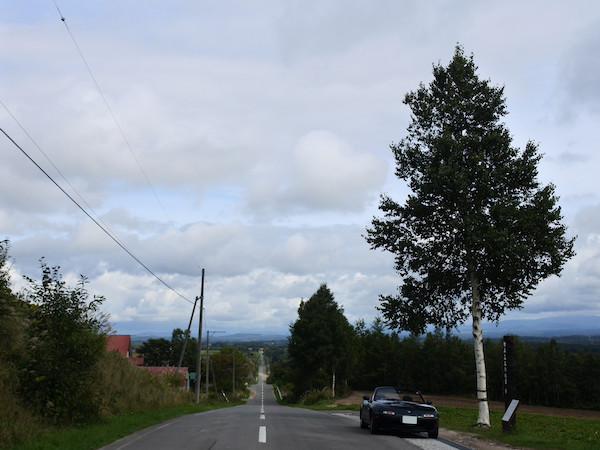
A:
[{"left": 287, "top": 284, "right": 356, "bottom": 399}]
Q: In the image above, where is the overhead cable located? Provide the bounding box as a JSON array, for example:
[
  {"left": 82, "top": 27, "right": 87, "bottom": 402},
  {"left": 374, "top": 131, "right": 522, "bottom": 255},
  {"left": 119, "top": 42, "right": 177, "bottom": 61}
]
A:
[
  {"left": 0, "top": 98, "right": 120, "bottom": 246},
  {"left": 52, "top": 0, "right": 202, "bottom": 271},
  {"left": 0, "top": 126, "right": 193, "bottom": 305}
]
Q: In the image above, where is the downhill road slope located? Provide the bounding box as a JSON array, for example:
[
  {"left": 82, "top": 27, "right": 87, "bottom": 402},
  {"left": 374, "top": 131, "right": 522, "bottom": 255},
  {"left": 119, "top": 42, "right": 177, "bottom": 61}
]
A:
[{"left": 100, "top": 355, "right": 464, "bottom": 450}]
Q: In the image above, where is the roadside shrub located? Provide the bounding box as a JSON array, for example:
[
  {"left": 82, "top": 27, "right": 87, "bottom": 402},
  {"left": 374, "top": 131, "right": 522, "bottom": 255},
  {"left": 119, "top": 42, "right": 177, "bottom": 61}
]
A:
[
  {"left": 20, "top": 262, "right": 109, "bottom": 424},
  {"left": 97, "top": 351, "right": 192, "bottom": 416},
  {"left": 0, "top": 359, "right": 46, "bottom": 448},
  {"left": 299, "top": 388, "right": 333, "bottom": 405}
]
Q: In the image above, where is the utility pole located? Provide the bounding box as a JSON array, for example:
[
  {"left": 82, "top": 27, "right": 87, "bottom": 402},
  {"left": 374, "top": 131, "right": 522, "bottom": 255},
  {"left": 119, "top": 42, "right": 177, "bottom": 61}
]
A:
[
  {"left": 205, "top": 329, "right": 225, "bottom": 397},
  {"left": 232, "top": 351, "right": 235, "bottom": 399},
  {"left": 176, "top": 295, "right": 198, "bottom": 372},
  {"left": 194, "top": 269, "right": 205, "bottom": 404},
  {"left": 205, "top": 329, "right": 210, "bottom": 397}
]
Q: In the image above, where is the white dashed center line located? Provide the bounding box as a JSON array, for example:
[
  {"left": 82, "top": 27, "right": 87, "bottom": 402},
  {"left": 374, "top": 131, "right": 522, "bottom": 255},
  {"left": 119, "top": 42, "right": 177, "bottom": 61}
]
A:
[
  {"left": 258, "top": 378, "right": 267, "bottom": 443},
  {"left": 258, "top": 425, "right": 267, "bottom": 443}
]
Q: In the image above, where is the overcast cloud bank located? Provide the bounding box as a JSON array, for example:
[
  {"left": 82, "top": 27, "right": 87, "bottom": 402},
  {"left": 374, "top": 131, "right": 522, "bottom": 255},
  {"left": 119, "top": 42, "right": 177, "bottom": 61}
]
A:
[{"left": 1, "top": 1, "right": 599, "bottom": 335}]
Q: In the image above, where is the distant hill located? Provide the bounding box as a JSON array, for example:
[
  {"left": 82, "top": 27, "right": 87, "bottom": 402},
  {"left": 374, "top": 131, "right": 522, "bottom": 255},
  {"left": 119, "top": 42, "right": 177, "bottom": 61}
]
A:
[
  {"left": 457, "top": 314, "right": 600, "bottom": 338},
  {"left": 129, "top": 332, "right": 288, "bottom": 345},
  {"left": 124, "top": 315, "right": 599, "bottom": 345},
  {"left": 211, "top": 333, "right": 288, "bottom": 343}
]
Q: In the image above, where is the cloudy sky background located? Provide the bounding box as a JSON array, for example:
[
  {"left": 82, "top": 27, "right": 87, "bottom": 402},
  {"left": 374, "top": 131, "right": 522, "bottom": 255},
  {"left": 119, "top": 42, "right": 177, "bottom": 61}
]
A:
[{"left": 1, "top": 1, "right": 599, "bottom": 336}]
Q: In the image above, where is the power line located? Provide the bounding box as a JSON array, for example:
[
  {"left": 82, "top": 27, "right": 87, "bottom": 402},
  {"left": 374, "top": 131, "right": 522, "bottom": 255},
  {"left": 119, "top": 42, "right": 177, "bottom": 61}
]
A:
[
  {"left": 52, "top": 0, "right": 202, "bottom": 271},
  {"left": 0, "top": 98, "right": 120, "bottom": 246},
  {"left": 0, "top": 126, "right": 194, "bottom": 305}
]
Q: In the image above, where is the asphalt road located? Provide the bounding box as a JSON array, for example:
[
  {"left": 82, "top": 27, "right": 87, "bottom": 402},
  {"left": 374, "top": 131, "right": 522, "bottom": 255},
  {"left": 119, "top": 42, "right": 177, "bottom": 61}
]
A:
[{"left": 100, "top": 357, "right": 465, "bottom": 450}]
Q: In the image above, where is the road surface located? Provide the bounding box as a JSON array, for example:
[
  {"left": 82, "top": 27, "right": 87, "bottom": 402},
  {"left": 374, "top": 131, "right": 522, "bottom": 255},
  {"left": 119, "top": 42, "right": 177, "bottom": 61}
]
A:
[{"left": 100, "top": 355, "right": 466, "bottom": 450}]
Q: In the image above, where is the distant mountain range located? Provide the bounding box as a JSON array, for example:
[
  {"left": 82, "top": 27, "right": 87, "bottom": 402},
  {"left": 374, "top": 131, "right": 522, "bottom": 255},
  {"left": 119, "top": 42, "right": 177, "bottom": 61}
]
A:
[
  {"left": 129, "top": 331, "right": 288, "bottom": 344},
  {"left": 126, "top": 315, "right": 599, "bottom": 344},
  {"left": 210, "top": 332, "right": 288, "bottom": 343},
  {"left": 457, "top": 315, "right": 600, "bottom": 338}
]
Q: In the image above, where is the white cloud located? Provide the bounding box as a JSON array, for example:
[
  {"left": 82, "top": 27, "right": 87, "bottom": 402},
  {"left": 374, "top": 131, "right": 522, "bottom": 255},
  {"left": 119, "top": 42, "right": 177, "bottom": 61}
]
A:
[{"left": 1, "top": 1, "right": 600, "bottom": 335}]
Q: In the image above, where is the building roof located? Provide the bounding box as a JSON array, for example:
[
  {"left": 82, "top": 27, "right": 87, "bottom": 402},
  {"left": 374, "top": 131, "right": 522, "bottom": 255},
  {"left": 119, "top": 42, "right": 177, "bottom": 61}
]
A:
[{"left": 106, "top": 334, "right": 131, "bottom": 357}]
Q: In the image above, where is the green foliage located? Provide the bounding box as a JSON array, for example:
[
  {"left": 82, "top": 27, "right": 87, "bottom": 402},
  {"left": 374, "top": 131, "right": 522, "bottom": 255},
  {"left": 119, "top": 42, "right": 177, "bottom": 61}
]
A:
[
  {"left": 96, "top": 350, "right": 191, "bottom": 415},
  {"left": 298, "top": 388, "right": 333, "bottom": 405},
  {"left": 485, "top": 337, "right": 600, "bottom": 409},
  {"left": 0, "top": 241, "right": 43, "bottom": 446},
  {"left": 277, "top": 312, "right": 600, "bottom": 409},
  {"left": 20, "top": 260, "right": 109, "bottom": 424},
  {"left": 138, "top": 337, "right": 174, "bottom": 366},
  {"left": 437, "top": 406, "right": 600, "bottom": 450},
  {"left": 0, "top": 242, "right": 199, "bottom": 448},
  {"left": 0, "top": 240, "right": 28, "bottom": 362},
  {"left": 352, "top": 318, "right": 402, "bottom": 388},
  {"left": 137, "top": 328, "right": 197, "bottom": 368},
  {"left": 351, "top": 322, "right": 474, "bottom": 394},
  {"left": 365, "top": 45, "right": 575, "bottom": 334},
  {"left": 209, "top": 345, "right": 254, "bottom": 395},
  {"left": 12, "top": 401, "right": 241, "bottom": 450},
  {"left": 171, "top": 328, "right": 198, "bottom": 369},
  {"left": 287, "top": 284, "right": 357, "bottom": 400}
]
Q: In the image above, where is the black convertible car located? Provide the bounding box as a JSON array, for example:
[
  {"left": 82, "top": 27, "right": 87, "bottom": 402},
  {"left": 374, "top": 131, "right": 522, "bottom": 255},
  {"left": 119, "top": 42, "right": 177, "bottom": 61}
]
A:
[{"left": 359, "top": 386, "right": 439, "bottom": 438}]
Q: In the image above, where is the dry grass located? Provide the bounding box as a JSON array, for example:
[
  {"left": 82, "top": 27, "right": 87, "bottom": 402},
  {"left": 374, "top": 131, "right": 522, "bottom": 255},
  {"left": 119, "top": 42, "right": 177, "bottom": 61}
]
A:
[
  {"left": 96, "top": 350, "right": 193, "bottom": 417},
  {"left": 2, "top": 350, "right": 194, "bottom": 449}
]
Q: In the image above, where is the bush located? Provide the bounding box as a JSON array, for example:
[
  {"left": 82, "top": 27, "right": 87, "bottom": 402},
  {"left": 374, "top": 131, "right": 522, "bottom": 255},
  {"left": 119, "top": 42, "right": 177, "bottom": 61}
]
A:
[
  {"left": 97, "top": 351, "right": 192, "bottom": 417},
  {"left": 299, "top": 388, "right": 333, "bottom": 405},
  {"left": 20, "top": 262, "right": 109, "bottom": 424}
]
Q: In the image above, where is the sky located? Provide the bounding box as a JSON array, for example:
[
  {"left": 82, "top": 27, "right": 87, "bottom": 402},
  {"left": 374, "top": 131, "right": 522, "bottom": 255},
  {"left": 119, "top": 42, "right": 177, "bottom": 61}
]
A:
[{"left": 1, "top": 1, "right": 599, "bottom": 336}]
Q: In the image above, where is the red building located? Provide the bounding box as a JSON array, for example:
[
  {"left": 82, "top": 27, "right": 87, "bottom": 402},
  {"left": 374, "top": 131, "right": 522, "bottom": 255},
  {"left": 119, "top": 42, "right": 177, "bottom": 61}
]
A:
[{"left": 105, "top": 334, "right": 189, "bottom": 388}]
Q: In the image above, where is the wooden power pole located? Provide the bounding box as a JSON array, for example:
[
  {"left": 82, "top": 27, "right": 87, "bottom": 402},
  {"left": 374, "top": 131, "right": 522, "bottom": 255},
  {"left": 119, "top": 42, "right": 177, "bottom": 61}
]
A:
[{"left": 195, "top": 268, "right": 205, "bottom": 404}]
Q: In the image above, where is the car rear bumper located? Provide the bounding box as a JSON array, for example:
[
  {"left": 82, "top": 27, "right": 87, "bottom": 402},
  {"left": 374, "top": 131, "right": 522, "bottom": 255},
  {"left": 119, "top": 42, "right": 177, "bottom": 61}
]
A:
[{"left": 373, "top": 414, "right": 439, "bottom": 433}]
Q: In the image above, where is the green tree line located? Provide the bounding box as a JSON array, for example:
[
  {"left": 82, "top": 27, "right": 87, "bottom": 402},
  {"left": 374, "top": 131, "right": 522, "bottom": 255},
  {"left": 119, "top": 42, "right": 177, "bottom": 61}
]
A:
[
  {"left": 137, "top": 333, "right": 256, "bottom": 397},
  {"left": 270, "top": 284, "right": 600, "bottom": 410},
  {"left": 355, "top": 325, "right": 600, "bottom": 410}
]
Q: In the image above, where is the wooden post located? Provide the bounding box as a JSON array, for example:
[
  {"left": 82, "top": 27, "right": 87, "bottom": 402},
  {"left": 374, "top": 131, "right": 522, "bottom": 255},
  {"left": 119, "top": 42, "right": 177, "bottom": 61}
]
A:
[
  {"left": 194, "top": 269, "right": 204, "bottom": 404},
  {"left": 502, "top": 335, "right": 517, "bottom": 431}
]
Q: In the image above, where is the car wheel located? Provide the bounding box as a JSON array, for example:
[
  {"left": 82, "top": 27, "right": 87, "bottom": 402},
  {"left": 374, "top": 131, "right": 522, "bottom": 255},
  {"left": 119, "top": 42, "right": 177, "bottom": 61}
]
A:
[
  {"left": 359, "top": 411, "right": 368, "bottom": 429},
  {"left": 428, "top": 426, "right": 439, "bottom": 439},
  {"left": 369, "top": 414, "right": 378, "bottom": 434}
]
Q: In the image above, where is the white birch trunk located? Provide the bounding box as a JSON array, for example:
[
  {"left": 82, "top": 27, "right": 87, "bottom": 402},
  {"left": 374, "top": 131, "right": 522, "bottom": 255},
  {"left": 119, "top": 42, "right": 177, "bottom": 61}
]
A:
[
  {"left": 470, "top": 271, "right": 491, "bottom": 427},
  {"left": 332, "top": 372, "right": 336, "bottom": 398}
]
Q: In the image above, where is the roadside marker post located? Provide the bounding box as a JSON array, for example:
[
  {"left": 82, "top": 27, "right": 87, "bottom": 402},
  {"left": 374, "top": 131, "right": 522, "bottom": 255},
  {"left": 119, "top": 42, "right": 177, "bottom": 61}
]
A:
[
  {"left": 502, "top": 399, "right": 520, "bottom": 432},
  {"left": 502, "top": 335, "right": 518, "bottom": 432}
]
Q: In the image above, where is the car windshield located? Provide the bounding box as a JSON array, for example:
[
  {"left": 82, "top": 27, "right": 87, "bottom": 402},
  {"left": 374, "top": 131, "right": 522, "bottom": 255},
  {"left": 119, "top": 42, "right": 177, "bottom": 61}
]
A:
[{"left": 373, "top": 387, "right": 424, "bottom": 403}]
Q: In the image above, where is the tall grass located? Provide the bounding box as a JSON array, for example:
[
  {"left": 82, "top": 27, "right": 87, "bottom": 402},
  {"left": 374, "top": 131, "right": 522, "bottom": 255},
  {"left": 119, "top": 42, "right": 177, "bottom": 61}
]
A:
[
  {"left": 96, "top": 350, "right": 192, "bottom": 417},
  {"left": 0, "top": 360, "right": 48, "bottom": 448},
  {"left": 3, "top": 350, "right": 193, "bottom": 449}
]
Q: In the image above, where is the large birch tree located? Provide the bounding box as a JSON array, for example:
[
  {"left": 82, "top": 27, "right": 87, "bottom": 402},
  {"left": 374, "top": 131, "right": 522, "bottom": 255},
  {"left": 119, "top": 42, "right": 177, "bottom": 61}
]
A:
[{"left": 365, "top": 46, "right": 575, "bottom": 427}]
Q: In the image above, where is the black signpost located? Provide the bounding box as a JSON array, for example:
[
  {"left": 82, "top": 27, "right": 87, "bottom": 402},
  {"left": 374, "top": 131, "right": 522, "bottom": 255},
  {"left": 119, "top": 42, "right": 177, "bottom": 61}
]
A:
[{"left": 502, "top": 335, "right": 518, "bottom": 431}]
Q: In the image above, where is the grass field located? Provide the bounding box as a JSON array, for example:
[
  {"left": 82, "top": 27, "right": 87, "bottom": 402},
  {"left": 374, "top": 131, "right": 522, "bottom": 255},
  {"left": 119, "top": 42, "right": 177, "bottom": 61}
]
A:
[
  {"left": 10, "top": 401, "right": 241, "bottom": 450},
  {"left": 438, "top": 405, "right": 600, "bottom": 450}
]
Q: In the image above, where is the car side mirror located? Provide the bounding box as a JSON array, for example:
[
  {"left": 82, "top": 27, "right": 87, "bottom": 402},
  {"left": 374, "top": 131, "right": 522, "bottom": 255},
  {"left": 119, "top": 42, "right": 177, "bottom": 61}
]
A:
[{"left": 363, "top": 395, "right": 370, "bottom": 401}]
